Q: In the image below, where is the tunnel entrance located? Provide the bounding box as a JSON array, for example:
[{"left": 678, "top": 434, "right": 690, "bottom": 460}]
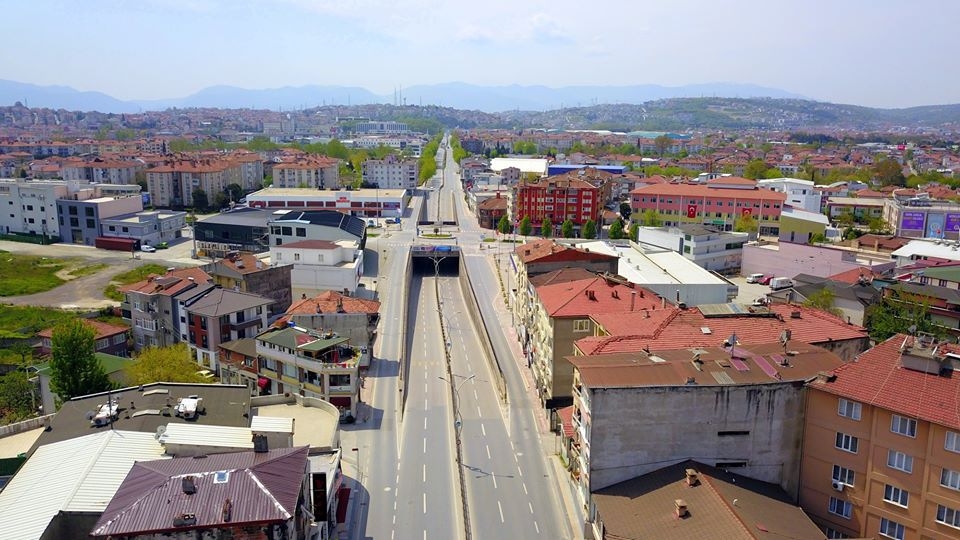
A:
[{"left": 410, "top": 245, "right": 461, "bottom": 276}]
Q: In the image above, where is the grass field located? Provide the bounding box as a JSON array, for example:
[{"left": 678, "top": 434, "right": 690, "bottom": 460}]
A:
[
  {"left": 66, "top": 263, "right": 110, "bottom": 279},
  {"left": 0, "top": 250, "right": 67, "bottom": 296},
  {"left": 104, "top": 263, "right": 170, "bottom": 301},
  {"left": 0, "top": 305, "right": 79, "bottom": 340}
]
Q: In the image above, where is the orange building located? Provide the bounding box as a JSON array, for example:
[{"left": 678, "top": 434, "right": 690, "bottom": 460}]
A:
[{"left": 800, "top": 334, "right": 960, "bottom": 539}]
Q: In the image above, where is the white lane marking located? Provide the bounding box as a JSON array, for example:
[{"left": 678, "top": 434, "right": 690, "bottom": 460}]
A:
[
  {"left": 492, "top": 473, "right": 497, "bottom": 489},
  {"left": 477, "top": 405, "right": 482, "bottom": 416},
  {"left": 529, "top": 502, "right": 534, "bottom": 514},
  {"left": 534, "top": 521, "right": 540, "bottom": 534},
  {"left": 423, "top": 492, "right": 427, "bottom": 514},
  {"left": 423, "top": 531, "right": 426, "bottom": 540},
  {"left": 393, "top": 515, "right": 396, "bottom": 524},
  {"left": 424, "top": 398, "right": 428, "bottom": 411},
  {"left": 497, "top": 500, "right": 505, "bottom": 523},
  {"left": 486, "top": 445, "right": 491, "bottom": 459},
  {"left": 422, "top": 464, "right": 426, "bottom": 482},
  {"left": 474, "top": 389, "right": 479, "bottom": 400},
  {"left": 522, "top": 482, "right": 528, "bottom": 495},
  {"left": 481, "top": 423, "right": 486, "bottom": 437},
  {"left": 423, "top": 438, "right": 426, "bottom": 453},
  {"left": 424, "top": 417, "right": 427, "bottom": 430},
  {"left": 518, "top": 466, "right": 523, "bottom": 477},
  {"left": 392, "top": 530, "right": 395, "bottom": 540}
]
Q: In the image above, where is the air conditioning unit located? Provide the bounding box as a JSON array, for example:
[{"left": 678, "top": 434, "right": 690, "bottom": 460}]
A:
[{"left": 832, "top": 480, "right": 845, "bottom": 492}]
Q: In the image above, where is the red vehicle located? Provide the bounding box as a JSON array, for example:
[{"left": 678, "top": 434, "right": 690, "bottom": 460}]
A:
[
  {"left": 759, "top": 275, "right": 774, "bottom": 286},
  {"left": 95, "top": 236, "right": 139, "bottom": 252}
]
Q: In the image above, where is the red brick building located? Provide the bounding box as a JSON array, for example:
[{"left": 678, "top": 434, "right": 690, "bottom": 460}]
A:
[
  {"left": 630, "top": 177, "right": 787, "bottom": 235},
  {"left": 477, "top": 193, "right": 508, "bottom": 230},
  {"left": 513, "top": 173, "right": 601, "bottom": 234}
]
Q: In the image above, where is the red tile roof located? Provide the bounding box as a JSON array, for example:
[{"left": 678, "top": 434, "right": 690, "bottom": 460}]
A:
[
  {"left": 38, "top": 318, "right": 128, "bottom": 339},
  {"left": 537, "top": 277, "right": 662, "bottom": 318},
  {"left": 580, "top": 304, "right": 866, "bottom": 355},
  {"left": 556, "top": 405, "right": 575, "bottom": 438},
  {"left": 515, "top": 239, "right": 617, "bottom": 265},
  {"left": 528, "top": 267, "right": 597, "bottom": 287},
  {"left": 827, "top": 266, "right": 880, "bottom": 284},
  {"left": 629, "top": 182, "right": 787, "bottom": 201},
  {"left": 119, "top": 267, "right": 212, "bottom": 296},
  {"left": 285, "top": 290, "right": 380, "bottom": 315},
  {"left": 809, "top": 334, "right": 960, "bottom": 431}
]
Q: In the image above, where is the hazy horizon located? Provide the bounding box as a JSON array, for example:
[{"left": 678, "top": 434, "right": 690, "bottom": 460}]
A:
[{"left": 3, "top": 0, "right": 959, "bottom": 109}]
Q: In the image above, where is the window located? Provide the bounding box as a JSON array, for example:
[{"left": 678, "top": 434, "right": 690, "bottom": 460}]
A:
[
  {"left": 84, "top": 207, "right": 94, "bottom": 217},
  {"left": 295, "top": 227, "right": 306, "bottom": 237},
  {"left": 573, "top": 319, "right": 590, "bottom": 332},
  {"left": 838, "top": 398, "right": 861, "bottom": 420},
  {"left": 201, "top": 335, "right": 208, "bottom": 348},
  {"left": 294, "top": 253, "right": 300, "bottom": 262},
  {"left": 828, "top": 496, "right": 852, "bottom": 519},
  {"left": 832, "top": 465, "right": 854, "bottom": 486},
  {"left": 947, "top": 431, "right": 960, "bottom": 453},
  {"left": 281, "top": 226, "right": 292, "bottom": 236},
  {"left": 283, "top": 362, "right": 297, "bottom": 377},
  {"left": 96, "top": 338, "right": 109, "bottom": 350},
  {"left": 941, "top": 468, "right": 960, "bottom": 491},
  {"left": 835, "top": 432, "right": 858, "bottom": 453},
  {"left": 718, "top": 430, "right": 750, "bottom": 437},
  {"left": 112, "top": 334, "right": 126, "bottom": 345},
  {"left": 883, "top": 484, "right": 909, "bottom": 507},
  {"left": 887, "top": 450, "right": 913, "bottom": 473},
  {"left": 890, "top": 415, "right": 917, "bottom": 437},
  {"left": 825, "top": 527, "right": 849, "bottom": 539},
  {"left": 261, "top": 357, "right": 276, "bottom": 371},
  {"left": 86, "top": 218, "right": 95, "bottom": 229},
  {"left": 879, "top": 518, "right": 904, "bottom": 539},
  {"left": 69, "top": 206, "right": 77, "bottom": 215},
  {"left": 937, "top": 505, "right": 960, "bottom": 529},
  {"left": 69, "top": 217, "right": 79, "bottom": 227}
]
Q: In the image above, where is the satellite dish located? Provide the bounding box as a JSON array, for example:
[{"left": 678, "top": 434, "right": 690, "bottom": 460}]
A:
[{"left": 84, "top": 411, "right": 96, "bottom": 421}]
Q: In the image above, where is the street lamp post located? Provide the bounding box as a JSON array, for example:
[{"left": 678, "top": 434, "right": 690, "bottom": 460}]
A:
[{"left": 439, "top": 374, "right": 476, "bottom": 435}]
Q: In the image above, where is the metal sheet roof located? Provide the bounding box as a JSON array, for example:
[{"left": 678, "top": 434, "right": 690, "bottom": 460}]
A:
[
  {"left": 0, "top": 430, "right": 166, "bottom": 540},
  {"left": 159, "top": 423, "right": 254, "bottom": 450}
]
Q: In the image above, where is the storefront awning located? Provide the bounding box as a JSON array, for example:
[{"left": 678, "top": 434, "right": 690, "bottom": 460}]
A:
[{"left": 257, "top": 377, "right": 269, "bottom": 389}]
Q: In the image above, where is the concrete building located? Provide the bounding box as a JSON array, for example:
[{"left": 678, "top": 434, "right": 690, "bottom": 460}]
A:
[
  {"left": 512, "top": 172, "right": 602, "bottom": 233},
  {"left": 202, "top": 251, "right": 293, "bottom": 317},
  {"left": 272, "top": 156, "right": 340, "bottom": 189},
  {"left": 825, "top": 196, "right": 885, "bottom": 224},
  {"left": 272, "top": 239, "right": 364, "bottom": 298},
  {"left": 60, "top": 159, "right": 143, "bottom": 185},
  {"left": 758, "top": 177, "right": 822, "bottom": 213},
  {"left": 361, "top": 154, "right": 419, "bottom": 190},
  {"left": 120, "top": 267, "right": 213, "bottom": 351},
  {"left": 477, "top": 193, "right": 509, "bottom": 230},
  {"left": 0, "top": 178, "right": 71, "bottom": 238},
  {"left": 37, "top": 319, "right": 129, "bottom": 357},
  {"left": 194, "top": 207, "right": 278, "bottom": 256},
  {"left": 570, "top": 342, "right": 845, "bottom": 517},
  {"left": 637, "top": 224, "right": 750, "bottom": 274},
  {"left": 98, "top": 209, "right": 187, "bottom": 247},
  {"left": 179, "top": 287, "right": 274, "bottom": 373},
  {"left": 883, "top": 193, "right": 960, "bottom": 239},
  {"left": 247, "top": 187, "right": 409, "bottom": 218},
  {"left": 283, "top": 291, "right": 380, "bottom": 363},
  {"left": 56, "top": 194, "right": 144, "bottom": 245},
  {"left": 742, "top": 240, "right": 895, "bottom": 280},
  {"left": 801, "top": 334, "right": 960, "bottom": 539},
  {"left": 779, "top": 205, "right": 830, "bottom": 244}
]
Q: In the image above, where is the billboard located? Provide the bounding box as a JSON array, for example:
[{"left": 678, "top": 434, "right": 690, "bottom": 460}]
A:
[
  {"left": 926, "top": 213, "right": 946, "bottom": 238},
  {"left": 946, "top": 213, "right": 960, "bottom": 233},
  {"left": 901, "top": 212, "right": 925, "bottom": 231}
]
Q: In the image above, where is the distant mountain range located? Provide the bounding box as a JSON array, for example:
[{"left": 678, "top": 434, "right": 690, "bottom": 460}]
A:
[{"left": 0, "top": 78, "right": 806, "bottom": 114}]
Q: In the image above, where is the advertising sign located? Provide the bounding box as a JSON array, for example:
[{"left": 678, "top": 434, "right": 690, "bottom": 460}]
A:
[
  {"left": 926, "top": 213, "right": 946, "bottom": 238},
  {"left": 901, "top": 211, "right": 925, "bottom": 230},
  {"left": 946, "top": 213, "right": 960, "bottom": 232}
]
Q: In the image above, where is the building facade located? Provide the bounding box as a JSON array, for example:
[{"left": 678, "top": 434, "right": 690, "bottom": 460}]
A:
[
  {"left": 246, "top": 187, "right": 409, "bottom": 218},
  {"left": 512, "top": 173, "right": 601, "bottom": 232},
  {"left": 179, "top": 287, "right": 273, "bottom": 372},
  {"left": 758, "top": 177, "right": 823, "bottom": 213},
  {"left": 361, "top": 155, "right": 419, "bottom": 189},
  {"left": 637, "top": 224, "right": 749, "bottom": 274},
  {"left": 272, "top": 157, "right": 340, "bottom": 189}
]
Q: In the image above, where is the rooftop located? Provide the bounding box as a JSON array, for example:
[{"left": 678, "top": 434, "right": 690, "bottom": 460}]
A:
[
  {"left": 33, "top": 383, "right": 252, "bottom": 449},
  {"left": 592, "top": 460, "right": 825, "bottom": 540},
  {"left": 285, "top": 290, "right": 380, "bottom": 316},
  {"left": 37, "top": 318, "right": 128, "bottom": 339},
  {"left": 515, "top": 238, "right": 617, "bottom": 265},
  {"left": 630, "top": 182, "right": 787, "bottom": 201},
  {"left": 119, "top": 266, "right": 212, "bottom": 296},
  {"left": 252, "top": 395, "right": 340, "bottom": 453},
  {"left": 537, "top": 276, "right": 662, "bottom": 318},
  {"left": 184, "top": 288, "right": 274, "bottom": 317},
  {"left": 576, "top": 240, "right": 728, "bottom": 286},
  {"left": 528, "top": 267, "right": 598, "bottom": 288},
  {"left": 269, "top": 210, "right": 366, "bottom": 238},
  {"left": 571, "top": 341, "right": 843, "bottom": 388}
]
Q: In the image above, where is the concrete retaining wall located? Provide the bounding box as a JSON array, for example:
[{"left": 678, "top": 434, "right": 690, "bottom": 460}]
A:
[{"left": 458, "top": 258, "right": 507, "bottom": 402}]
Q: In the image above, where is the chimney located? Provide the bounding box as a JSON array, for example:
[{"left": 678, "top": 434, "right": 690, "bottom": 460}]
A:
[
  {"left": 790, "top": 310, "right": 802, "bottom": 319},
  {"left": 675, "top": 499, "right": 689, "bottom": 519},
  {"left": 252, "top": 433, "right": 269, "bottom": 453},
  {"left": 181, "top": 476, "right": 197, "bottom": 495},
  {"left": 685, "top": 468, "right": 699, "bottom": 486},
  {"left": 631, "top": 291, "right": 637, "bottom": 311}
]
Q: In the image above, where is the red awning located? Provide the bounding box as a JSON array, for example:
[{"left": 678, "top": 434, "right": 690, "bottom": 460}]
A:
[
  {"left": 257, "top": 377, "right": 269, "bottom": 389},
  {"left": 329, "top": 396, "right": 351, "bottom": 408},
  {"left": 336, "top": 487, "right": 351, "bottom": 524}
]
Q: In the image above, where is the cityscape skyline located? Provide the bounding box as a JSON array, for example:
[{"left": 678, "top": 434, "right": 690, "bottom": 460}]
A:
[{"left": 3, "top": 0, "right": 959, "bottom": 109}]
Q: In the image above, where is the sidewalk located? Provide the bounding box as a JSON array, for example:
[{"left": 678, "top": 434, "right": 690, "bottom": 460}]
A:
[{"left": 489, "top": 254, "right": 586, "bottom": 539}]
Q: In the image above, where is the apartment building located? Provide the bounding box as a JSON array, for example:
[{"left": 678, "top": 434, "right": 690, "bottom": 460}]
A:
[
  {"left": 179, "top": 287, "right": 273, "bottom": 372},
  {"left": 99, "top": 209, "right": 187, "bottom": 246},
  {"left": 272, "top": 156, "right": 340, "bottom": 189},
  {"left": 800, "top": 334, "right": 960, "bottom": 539},
  {"left": 147, "top": 154, "right": 263, "bottom": 207},
  {"left": 630, "top": 177, "right": 787, "bottom": 236},
  {"left": 202, "top": 251, "right": 293, "bottom": 316},
  {"left": 283, "top": 291, "right": 380, "bottom": 361},
  {"left": 758, "top": 177, "right": 823, "bottom": 213},
  {"left": 60, "top": 159, "right": 143, "bottom": 185},
  {"left": 120, "top": 267, "right": 213, "bottom": 350},
  {"left": 56, "top": 194, "right": 144, "bottom": 245},
  {"left": 361, "top": 154, "right": 419, "bottom": 189},
  {"left": 512, "top": 172, "right": 602, "bottom": 233},
  {"left": 0, "top": 178, "right": 69, "bottom": 237},
  {"left": 272, "top": 239, "right": 364, "bottom": 298},
  {"left": 637, "top": 224, "right": 750, "bottom": 274}
]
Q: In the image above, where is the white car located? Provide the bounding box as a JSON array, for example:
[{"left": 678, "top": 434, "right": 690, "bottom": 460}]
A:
[{"left": 140, "top": 245, "right": 156, "bottom": 253}]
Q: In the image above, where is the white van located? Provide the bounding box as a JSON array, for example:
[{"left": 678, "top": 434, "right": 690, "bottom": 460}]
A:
[
  {"left": 746, "top": 273, "right": 764, "bottom": 284},
  {"left": 769, "top": 277, "right": 794, "bottom": 291}
]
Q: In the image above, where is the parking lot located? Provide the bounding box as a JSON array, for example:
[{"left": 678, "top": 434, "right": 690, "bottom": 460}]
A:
[{"left": 729, "top": 276, "right": 776, "bottom": 305}]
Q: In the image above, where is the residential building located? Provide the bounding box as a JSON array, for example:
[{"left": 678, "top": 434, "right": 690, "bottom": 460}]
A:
[
  {"left": 0, "top": 178, "right": 70, "bottom": 238},
  {"left": 90, "top": 447, "right": 315, "bottom": 540},
  {"left": 255, "top": 324, "right": 362, "bottom": 414},
  {"left": 570, "top": 342, "right": 845, "bottom": 517},
  {"left": 527, "top": 275, "right": 664, "bottom": 408},
  {"left": 490, "top": 157, "right": 548, "bottom": 176},
  {"left": 56, "top": 194, "right": 144, "bottom": 245},
  {"left": 590, "top": 461, "right": 826, "bottom": 540},
  {"left": 630, "top": 177, "right": 787, "bottom": 236},
  {"left": 120, "top": 267, "right": 213, "bottom": 351},
  {"left": 37, "top": 318, "right": 129, "bottom": 357},
  {"left": 284, "top": 290, "right": 380, "bottom": 362},
  {"left": 878, "top": 282, "right": 960, "bottom": 339},
  {"left": 179, "top": 287, "right": 274, "bottom": 372},
  {"left": 247, "top": 187, "right": 409, "bottom": 218},
  {"left": 889, "top": 238, "right": 960, "bottom": 267},
  {"left": 194, "top": 207, "right": 275, "bottom": 256},
  {"left": 99, "top": 209, "right": 186, "bottom": 246},
  {"left": 779, "top": 205, "right": 829, "bottom": 244},
  {"left": 202, "top": 251, "right": 293, "bottom": 316},
  {"left": 637, "top": 224, "right": 750, "bottom": 274},
  {"left": 801, "top": 334, "right": 960, "bottom": 539},
  {"left": 758, "top": 177, "right": 823, "bottom": 213},
  {"left": 60, "top": 159, "right": 143, "bottom": 185},
  {"left": 477, "top": 192, "right": 508, "bottom": 230},
  {"left": 146, "top": 155, "right": 262, "bottom": 208},
  {"left": 361, "top": 154, "right": 418, "bottom": 189},
  {"left": 512, "top": 171, "right": 602, "bottom": 233},
  {"left": 354, "top": 120, "right": 409, "bottom": 134},
  {"left": 272, "top": 156, "right": 340, "bottom": 189},
  {"left": 883, "top": 192, "right": 960, "bottom": 239},
  {"left": 273, "top": 239, "right": 364, "bottom": 301},
  {"left": 826, "top": 196, "right": 886, "bottom": 224}
]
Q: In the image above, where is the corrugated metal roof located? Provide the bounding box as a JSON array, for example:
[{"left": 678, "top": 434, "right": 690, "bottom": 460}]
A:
[
  {"left": 0, "top": 430, "right": 166, "bottom": 540},
  {"left": 159, "top": 423, "right": 254, "bottom": 450},
  {"left": 250, "top": 416, "right": 294, "bottom": 434}
]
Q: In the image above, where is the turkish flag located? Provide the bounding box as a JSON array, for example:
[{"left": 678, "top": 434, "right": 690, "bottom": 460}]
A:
[
  {"left": 686, "top": 204, "right": 697, "bottom": 218},
  {"left": 741, "top": 208, "right": 753, "bottom": 217}
]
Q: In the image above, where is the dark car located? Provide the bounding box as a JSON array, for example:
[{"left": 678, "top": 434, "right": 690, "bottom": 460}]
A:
[{"left": 759, "top": 275, "right": 774, "bottom": 286}]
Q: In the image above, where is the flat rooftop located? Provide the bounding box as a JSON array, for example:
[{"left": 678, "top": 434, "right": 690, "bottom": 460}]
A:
[
  {"left": 253, "top": 398, "right": 339, "bottom": 453},
  {"left": 0, "top": 427, "right": 44, "bottom": 458},
  {"left": 250, "top": 187, "right": 408, "bottom": 198}
]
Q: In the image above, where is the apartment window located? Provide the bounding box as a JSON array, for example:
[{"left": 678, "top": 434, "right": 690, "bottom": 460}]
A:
[
  {"left": 824, "top": 528, "right": 849, "bottom": 539},
  {"left": 878, "top": 518, "right": 904, "bottom": 539},
  {"left": 261, "top": 357, "right": 276, "bottom": 371},
  {"left": 890, "top": 415, "right": 917, "bottom": 437},
  {"left": 294, "top": 253, "right": 300, "bottom": 262},
  {"left": 835, "top": 432, "right": 858, "bottom": 454},
  {"left": 86, "top": 218, "right": 95, "bottom": 229},
  {"left": 946, "top": 431, "right": 960, "bottom": 453},
  {"left": 887, "top": 450, "right": 914, "bottom": 473},
  {"left": 573, "top": 319, "right": 590, "bottom": 332},
  {"left": 84, "top": 207, "right": 94, "bottom": 217},
  {"left": 201, "top": 335, "right": 208, "bottom": 348},
  {"left": 828, "top": 496, "right": 852, "bottom": 519},
  {"left": 941, "top": 468, "right": 960, "bottom": 491},
  {"left": 937, "top": 505, "right": 960, "bottom": 529},
  {"left": 837, "top": 398, "right": 861, "bottom": 420},
  {"left": 283, "top": 362, "right": 297, "bottom": 377},
  {"left": 832, "top": 465, "right": 854, "bottom": 486},
  {"left": 112, "top": 334, "right": 126, "bottom": 345},
  {"left": 883, "top": 484, "right": 909, "bottom": 507},
  {"left": 281, "top": 226, "right": 292, "bottom": 236},
  {"left": 295, "top": 227, "right": 306, "bottom": 237},
  {"left": 70, "top": 217, "right": 79, "bottom": 227},
  {"left": 69, "top": 206, "right": 77, "bottom": 215},
  {"left": 96, "top": 338, "right": 109, "bottom": 350}
]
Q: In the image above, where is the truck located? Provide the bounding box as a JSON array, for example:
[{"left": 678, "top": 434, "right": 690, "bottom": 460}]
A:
[
  {"left": 769, "top": 277, "right": 794, "bottom": 291},
  {"left": 95, "top": 236, "right": 139, "bottom": 252}
]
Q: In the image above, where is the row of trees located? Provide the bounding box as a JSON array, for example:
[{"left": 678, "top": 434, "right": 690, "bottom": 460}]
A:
[
  {"left": 501, "top": 215, "right": 640, "bottom": 241},
  {"left": 418, "top": 134, "right": 442, "bottom": 183}
]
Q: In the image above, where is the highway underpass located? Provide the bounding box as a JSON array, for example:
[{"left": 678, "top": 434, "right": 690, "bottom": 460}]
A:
[{"left": 410, "top": 244, "right": 461, "bottom": 275}]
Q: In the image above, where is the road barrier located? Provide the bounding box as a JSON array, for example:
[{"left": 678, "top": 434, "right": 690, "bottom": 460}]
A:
[{"left": 458, "top": 258, "right": 507, "bottom": 403}]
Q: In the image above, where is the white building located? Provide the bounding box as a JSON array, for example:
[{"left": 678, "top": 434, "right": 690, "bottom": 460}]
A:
[
  {"left": 0, "top": 178, "right": 69, "bottom": 237},
  {"left": 757, "top": 177, "right": 822, "bottom": 213},
  {"left": 362, "top": 155, "right": 419, "bottom": 189},
  {"left": 272, "top": 239, "right": 364, "bottom": 298},
  {"left": 637, "top": 224, "right": 750, "bottom": 274},
  {"left": 272, "top": 157, "right": 340, "bottom": 189},
  {"left": 490, "top": 157, "right": 548, "bottom": 176},
  {"left": 247, "top": 187, "right": 409, "bottom": 218}
]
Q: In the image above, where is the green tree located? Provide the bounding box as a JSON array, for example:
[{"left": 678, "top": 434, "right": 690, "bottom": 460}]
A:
[
  {"left": 325, "top": 139, "right": 350, "bottom": 160},
  {"left": 226, "top": 183, "right": 244, "bottom": 203},
  {"left": 619, "top": 202, "right": 632, "bottom": 221},
  {"left": 50, "top": 319, "right": 112, "bottom": 402},
  {"left": 874, "top": 158, "right": 906, "bottom": 186},
  {"left": 640, "top": 209, "right": 663, "bottom": 227},
  {"left": 653, "top": 135, "right": 673, "bottom": 157},
  {"left": 127, "top": 343, "right": 210, "bottom": 385},
  {"left": 609, "top": 219, "right": 625, "bottom": 240},
  {"left": 809, "top": 232, "right": 828, "bottom": 244},
  {"left": 628, "top": 222, "right": 640, "bottom": 242},
  {"left": 0, "top": 371, "right": 36, "bottom": 422},
  {"left": 803, "top": 288, "right": 843, "bottom": 317},
  {"left": 864, "top": 291, "right": 941, "bottom": 342},
  {"left": 734, "top": 214, "right": 759, "bottom": 233},
  {"left": 743, "top": 159, "right": 769, "bottom": 180},
  {"left": 192, "top": 188, "right": 209, "bottom": 211},
  {"left": 541, "top": 218, "right": 553, "bottom": 238},
  {"left": 519, "top": 216, "right": 532, "bottom": 237},
  {"left": 867, "top": 216, "right": 889, "bottom": 234},
  {"left": 582, "top": 220, "right": 597, "bottom": 239},
  {"left": 836, "top": 210, "right": 856, "bottom": 227},
  {"left": 497, "top": 214, "right": 511, "bottom": 235},
  {"left": 213, "top": 191, "right": 230, "bottom": 209},
  {"left": 561, "top": 219, "right": 575, "bottom": 238}
]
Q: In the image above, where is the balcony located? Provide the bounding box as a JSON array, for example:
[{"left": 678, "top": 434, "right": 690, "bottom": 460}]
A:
[
  {"left": 281, "top": 375, "right": 300, "bottom": 387},
  {"left": 261, "top": 367, "right": 279, "bottom": 379}
]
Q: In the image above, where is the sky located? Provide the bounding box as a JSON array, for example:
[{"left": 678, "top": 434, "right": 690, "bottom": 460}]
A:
[{"left": 3, "top": 0, "right": 958, "bottom": 108}]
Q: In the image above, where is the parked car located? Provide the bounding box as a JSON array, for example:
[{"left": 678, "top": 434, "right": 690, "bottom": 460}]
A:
[
  {"left": 770, "top": 277, "right": 794, "bottom": 290},
  {"left": 746, "top": 273, "right": 764, "bottom": 284},
  {"left": 155, "top": 241, "right": 169, "bottom": 249},
  {"left": 140, "top": 245, "right": 156, "bottom": 253},
  {"left": 759, "top": 275, "right": 774, "bottom": 286}
]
